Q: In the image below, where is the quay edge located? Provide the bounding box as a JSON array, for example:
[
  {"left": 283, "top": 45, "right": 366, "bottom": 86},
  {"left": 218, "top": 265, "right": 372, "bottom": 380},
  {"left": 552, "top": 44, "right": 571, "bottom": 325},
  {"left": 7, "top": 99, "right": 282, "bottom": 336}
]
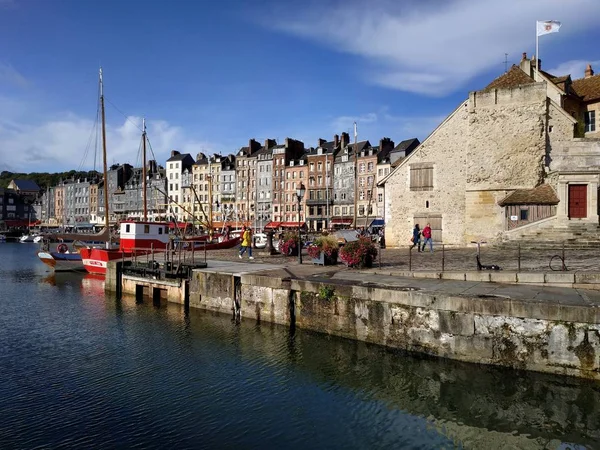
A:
[{"left": 105, "top": 261, "right": 600, "bottom": 380}]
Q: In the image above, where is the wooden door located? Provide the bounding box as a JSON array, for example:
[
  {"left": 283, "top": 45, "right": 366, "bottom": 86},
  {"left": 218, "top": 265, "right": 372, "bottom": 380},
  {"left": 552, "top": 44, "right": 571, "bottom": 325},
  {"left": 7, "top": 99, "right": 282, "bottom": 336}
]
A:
[
  {"left": 568, "top": 184, "right": 587, "bottom": 218},
  {"left": 414, "top": 215, "right": 442, "bottom": 242}
]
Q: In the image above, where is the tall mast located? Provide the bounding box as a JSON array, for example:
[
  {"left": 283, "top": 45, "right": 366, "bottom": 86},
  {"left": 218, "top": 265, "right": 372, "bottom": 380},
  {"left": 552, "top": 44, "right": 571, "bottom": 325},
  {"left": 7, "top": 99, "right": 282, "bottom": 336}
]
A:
[
  {"left": 353, "top": 122, "right": 358, "bottom": 230},
  {"left": 100, "top": 67, "right": 110, "bottom": 248},
  {"left": 142, "top": 117, "right": 147, "bottom": 221}
]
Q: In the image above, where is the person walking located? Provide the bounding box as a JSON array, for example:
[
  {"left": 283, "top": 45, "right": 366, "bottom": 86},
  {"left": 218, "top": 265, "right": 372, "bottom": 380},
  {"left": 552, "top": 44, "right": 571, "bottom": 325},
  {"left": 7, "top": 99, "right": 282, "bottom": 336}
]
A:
[
  {"left": 239, "top": 226, "right": 254, "bottom": 260},
  {"left": 421, "top": 223, "right": 433, "bottom": 253},
  {"left": 411, "top": 224, "right": 421, "bottom": 252}
]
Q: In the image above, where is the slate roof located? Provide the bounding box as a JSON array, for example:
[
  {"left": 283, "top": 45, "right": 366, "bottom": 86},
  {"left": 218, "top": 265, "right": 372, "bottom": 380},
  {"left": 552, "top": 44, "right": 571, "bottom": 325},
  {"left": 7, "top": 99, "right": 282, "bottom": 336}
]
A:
[
  {"left": 483, "top": 65, "right": 535, "bottom": 91},
  {"left": 498, "top": 184, "right": 559, "bottom": 206},
  {"left": 167, "top": 152, "right": 192, "bottom": 162},
  {"left": 11, "top": 179, "right": 41, "bottom": 191},
  {"left": 391, "top": 156, "right": 407, "bottom": 168},
  {"left": 572, "top": 74, "right": 600, "bottom": 102}
]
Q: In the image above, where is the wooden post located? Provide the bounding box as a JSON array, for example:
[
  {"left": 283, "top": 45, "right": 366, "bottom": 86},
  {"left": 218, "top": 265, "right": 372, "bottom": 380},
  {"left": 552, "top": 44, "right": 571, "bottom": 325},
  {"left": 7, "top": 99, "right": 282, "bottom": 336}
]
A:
[
  {"left": 562, "top": 242, "right": 566, "bottom": 271},
  {"left": 517, "top": 243, "right": 521, "bottom": 272},
  {"left": 408, "top": 246, "right": 412, "bottom": 271}
]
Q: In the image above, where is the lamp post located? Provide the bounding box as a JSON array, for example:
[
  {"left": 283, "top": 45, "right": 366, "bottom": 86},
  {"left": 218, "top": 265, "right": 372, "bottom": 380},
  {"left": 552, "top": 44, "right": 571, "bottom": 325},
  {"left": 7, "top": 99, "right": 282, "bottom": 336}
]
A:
[{"left": 296, "top": 182, "right": 306, "bottom": 264}]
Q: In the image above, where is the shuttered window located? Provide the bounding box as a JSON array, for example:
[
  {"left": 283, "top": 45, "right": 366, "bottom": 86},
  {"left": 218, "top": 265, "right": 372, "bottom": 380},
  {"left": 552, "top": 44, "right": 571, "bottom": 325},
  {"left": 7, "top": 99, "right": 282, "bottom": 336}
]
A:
[{"left": 410, "top": 164, "right": 433, "bottom": 191}]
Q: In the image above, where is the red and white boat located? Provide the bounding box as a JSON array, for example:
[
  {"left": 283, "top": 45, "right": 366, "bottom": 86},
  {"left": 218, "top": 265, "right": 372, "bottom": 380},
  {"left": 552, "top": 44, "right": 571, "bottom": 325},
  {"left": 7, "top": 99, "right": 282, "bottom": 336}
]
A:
[{"left": 79, "top": 220, "right": 171, "bottom": 275}]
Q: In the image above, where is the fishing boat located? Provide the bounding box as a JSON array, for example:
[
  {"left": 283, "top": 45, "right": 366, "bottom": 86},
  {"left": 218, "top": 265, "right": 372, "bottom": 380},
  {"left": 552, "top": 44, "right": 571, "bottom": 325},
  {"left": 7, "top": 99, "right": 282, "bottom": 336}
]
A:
[
  {"left": 20, "top": 233, "right": 39, "bottom": 243},
  {"left": 37, "top": 241, "right": 87, "bottom": 272}
]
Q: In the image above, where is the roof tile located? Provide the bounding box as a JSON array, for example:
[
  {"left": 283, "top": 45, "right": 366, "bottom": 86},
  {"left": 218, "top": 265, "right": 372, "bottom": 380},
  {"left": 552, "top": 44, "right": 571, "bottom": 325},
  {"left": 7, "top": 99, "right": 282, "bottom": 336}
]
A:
[{"left": 498, "top": 184, "right": 559, "bottom": 206}]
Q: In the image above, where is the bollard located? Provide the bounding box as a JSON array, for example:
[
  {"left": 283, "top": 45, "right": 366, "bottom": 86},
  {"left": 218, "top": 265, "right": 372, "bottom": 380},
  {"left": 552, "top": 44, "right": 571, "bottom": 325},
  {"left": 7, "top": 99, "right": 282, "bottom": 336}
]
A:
[
  {"left": 442, "top": 244, "right": 445, "bottom": 272},
  {"left": 517, "top": 243, "right": 521, "bottom": 272},
  {"left": 408, "top": 246, "right": 412, "bottom": 271},
  {"left": 562, "top": 242, "right": 566, "bottom": 271},
  {"left": 378, "top": 242, "right": 382, "bottom": 268}
]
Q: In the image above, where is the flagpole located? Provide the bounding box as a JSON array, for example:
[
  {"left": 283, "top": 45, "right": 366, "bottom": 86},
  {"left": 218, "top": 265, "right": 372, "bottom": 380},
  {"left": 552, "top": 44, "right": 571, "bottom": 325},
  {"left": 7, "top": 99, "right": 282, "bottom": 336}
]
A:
[{"left": 535, "top": 21, "right": 540, "bottom": 81}]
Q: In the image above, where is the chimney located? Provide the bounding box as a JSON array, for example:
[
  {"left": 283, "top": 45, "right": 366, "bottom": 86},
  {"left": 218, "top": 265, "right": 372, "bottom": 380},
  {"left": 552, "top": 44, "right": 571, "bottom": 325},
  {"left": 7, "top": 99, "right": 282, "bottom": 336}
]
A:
[
  {"left": 264, "top": 139, "right": 277, "bottom": 149},
  {"left": 379, "top": 137, "right": 394, "bottom": 153},
  {"left": 519, "top": 52, "right": 533, "bottom": 78},
  {"left": 249, "top": 139, "right": 261, "bottom": 153},
  {"left": 521, "top": 52, "right": 527, "bottom": 62},
  {"left": 340, "top": 132, "right": 349, "bottom": 149},
  {"left": 334, "top": 134, "right": 339, "bottom": 148},
  {"left": 317, "top": 138, "right": 326, "bottom": 148},
  {"left": 585, "top": 64, "right": 595, "bottom": 78},
  {"left": 170, "top": 150, "right": 180, "bottom": 158}
]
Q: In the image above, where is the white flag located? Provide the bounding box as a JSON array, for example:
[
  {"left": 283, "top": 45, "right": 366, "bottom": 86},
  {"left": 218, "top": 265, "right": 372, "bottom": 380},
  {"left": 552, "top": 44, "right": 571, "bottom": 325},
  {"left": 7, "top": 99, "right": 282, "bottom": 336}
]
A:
[
  {"left": 353, "top": 121, "right": 357, "bottom": 139},
  {"left": 537, "top": 20, "right": 561, "bottom": 36}
]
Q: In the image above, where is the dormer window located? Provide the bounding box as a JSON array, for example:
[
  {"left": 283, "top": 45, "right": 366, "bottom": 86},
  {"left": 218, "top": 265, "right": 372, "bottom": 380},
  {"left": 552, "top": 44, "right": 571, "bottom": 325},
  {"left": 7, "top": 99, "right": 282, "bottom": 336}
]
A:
[{"left": 317, "top": 148, "right": 322, "bottom": 155}]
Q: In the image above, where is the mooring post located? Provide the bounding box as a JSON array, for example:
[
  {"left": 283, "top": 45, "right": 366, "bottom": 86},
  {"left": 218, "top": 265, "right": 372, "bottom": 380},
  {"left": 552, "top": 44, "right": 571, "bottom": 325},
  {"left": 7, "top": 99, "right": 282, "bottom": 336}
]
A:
[
  {"left": 562, "top": 242, "right": 566, "bottom": 271},
  {"left": 442, "top": 244, "right": 445, "bottom": 272},
  {"left": 204, "top": 241, "right": 207, "bottom": 262},
  {"left": 408, "top": 246, "right": 412, "bottom": 271},
  {"left": 517, "top": 243, "right": 521, "bottom": 272},
  {"left": 378, "top": 242, "right": 382, "bottom": 268}
]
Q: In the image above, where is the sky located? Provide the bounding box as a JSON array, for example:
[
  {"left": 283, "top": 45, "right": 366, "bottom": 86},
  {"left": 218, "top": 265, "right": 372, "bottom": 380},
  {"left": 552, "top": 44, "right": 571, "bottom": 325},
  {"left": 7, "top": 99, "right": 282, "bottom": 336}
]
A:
[{"left": 0, "top": 0, "right": 599, "bottom": 173}]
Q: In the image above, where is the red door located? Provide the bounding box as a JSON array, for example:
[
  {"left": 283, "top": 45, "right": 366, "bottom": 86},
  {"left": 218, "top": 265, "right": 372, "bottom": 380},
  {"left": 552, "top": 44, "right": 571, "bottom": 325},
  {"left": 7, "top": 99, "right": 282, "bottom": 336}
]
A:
[{"left": 568, "top": 184, "right": 587, "bottom": 218}]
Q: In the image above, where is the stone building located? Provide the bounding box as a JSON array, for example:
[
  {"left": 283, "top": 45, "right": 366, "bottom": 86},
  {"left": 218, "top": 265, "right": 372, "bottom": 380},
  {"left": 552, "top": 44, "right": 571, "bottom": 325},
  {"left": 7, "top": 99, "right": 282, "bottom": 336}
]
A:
[
  {"left": 106, "top": 163, "right": 132, "bottom": 223},
  {"left": 123, "top": 161, "right": 167, "bottom": 221},
  {"left": 380, "top": 53, "right": 600, "bottom": 246}
]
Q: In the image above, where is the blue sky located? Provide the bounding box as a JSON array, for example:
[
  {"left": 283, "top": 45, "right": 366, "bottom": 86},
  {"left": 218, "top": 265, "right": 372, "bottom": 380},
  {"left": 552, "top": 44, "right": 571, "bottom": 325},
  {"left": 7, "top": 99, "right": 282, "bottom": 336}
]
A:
[{"left": 0, "top": 0, "right": 599, "bottom": 172}]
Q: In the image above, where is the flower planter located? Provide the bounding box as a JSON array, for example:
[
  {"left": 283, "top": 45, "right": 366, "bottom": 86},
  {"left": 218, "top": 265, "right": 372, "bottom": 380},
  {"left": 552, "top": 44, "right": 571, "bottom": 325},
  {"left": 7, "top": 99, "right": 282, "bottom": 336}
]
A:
[{"left": 311, "top": 251, "right": 338, "bottom": 266}]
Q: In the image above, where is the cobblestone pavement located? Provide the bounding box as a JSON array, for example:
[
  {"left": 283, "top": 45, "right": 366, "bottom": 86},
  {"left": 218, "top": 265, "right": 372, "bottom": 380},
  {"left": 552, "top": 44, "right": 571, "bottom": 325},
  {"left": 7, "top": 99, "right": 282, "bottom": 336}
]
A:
[{"left": 201, "top": 244, "right": 600, "bottom": 273}]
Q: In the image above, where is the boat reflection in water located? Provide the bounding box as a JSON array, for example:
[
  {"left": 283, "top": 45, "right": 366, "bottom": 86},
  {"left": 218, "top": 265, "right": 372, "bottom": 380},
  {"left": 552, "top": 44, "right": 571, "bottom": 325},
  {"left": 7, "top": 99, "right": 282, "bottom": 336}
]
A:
[{"left": 42, "top": 273, "right": 105, "bottom": 297}]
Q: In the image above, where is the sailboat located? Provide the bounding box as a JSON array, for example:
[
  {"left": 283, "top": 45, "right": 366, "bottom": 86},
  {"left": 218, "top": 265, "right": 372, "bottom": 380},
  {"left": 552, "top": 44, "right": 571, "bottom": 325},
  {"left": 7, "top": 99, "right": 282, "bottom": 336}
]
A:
[
  {"left": 79, "top": 76, "right": 170, "bottom": 275},
  {"left": 37, "top": 69, "right": 112, "bottom": 272}
]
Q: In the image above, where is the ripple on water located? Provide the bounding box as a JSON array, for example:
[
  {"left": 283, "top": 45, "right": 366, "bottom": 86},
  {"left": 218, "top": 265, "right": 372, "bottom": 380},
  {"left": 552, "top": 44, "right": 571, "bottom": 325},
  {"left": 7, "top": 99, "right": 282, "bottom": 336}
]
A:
[{"left": 0, "top": 244, "right": 599, "bottom": 449}]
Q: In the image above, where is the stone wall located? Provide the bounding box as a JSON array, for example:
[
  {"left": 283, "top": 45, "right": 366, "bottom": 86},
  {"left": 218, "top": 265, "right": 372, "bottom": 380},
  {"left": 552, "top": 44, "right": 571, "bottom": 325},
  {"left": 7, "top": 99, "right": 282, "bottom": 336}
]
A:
[
  {"left": 466, "top": 85, "right": 547, "bottom": 190},
  {"left": 384, "top": 104, "right": 469, "bottom": 246},
  {"left": 185, "top": 270, "right": 600, "bottom": 380}
]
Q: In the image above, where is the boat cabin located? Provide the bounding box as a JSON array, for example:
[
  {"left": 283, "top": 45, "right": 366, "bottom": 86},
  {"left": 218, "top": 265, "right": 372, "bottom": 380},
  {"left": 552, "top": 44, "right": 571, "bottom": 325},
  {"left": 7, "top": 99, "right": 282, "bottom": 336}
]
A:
[{"left": 119, "top": 221, "right": 171, "bottom": 251}]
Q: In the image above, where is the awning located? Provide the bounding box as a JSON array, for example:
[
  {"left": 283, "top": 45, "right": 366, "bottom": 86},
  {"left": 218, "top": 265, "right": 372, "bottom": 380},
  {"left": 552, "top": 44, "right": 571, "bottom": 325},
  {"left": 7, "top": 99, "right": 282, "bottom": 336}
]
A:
[
  {"left": 331, "top": 218, "right": 352, "bottom": 225},
  {"left": 352, "top": 218, "right": 374, "bottom": 228},
  {"left": 264, "top": 221, "right": 281, "bottom": 229},
  {"left": 371, "top": 219, "right": 385, "bottom": 227},
  {"left": 280, "top": 222, "right": 306, "bottom": 228}
]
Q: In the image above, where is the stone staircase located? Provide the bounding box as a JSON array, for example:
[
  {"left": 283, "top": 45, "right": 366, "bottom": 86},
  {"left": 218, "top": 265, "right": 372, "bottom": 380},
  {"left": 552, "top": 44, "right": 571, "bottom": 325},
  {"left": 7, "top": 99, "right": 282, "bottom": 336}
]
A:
[{"left": 499, "top": 219, "right": 600, "bottom": 249}]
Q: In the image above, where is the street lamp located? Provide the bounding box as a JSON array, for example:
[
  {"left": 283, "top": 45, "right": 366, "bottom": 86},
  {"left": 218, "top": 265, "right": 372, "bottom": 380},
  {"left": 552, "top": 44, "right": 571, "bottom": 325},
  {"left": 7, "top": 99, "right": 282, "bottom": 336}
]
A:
[{"left": 296, "top": 182, "right": 306, "bottom": 264}]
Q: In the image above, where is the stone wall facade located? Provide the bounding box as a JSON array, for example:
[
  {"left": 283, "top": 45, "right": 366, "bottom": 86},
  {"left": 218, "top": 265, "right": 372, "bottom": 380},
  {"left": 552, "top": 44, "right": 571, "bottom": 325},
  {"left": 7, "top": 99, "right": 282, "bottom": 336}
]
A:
[
  {"left": 384, "top": 104, "right": 469, "bottom": 246},
  {"left": 383, "top": 81, "right": 600, "bottom": 245}
]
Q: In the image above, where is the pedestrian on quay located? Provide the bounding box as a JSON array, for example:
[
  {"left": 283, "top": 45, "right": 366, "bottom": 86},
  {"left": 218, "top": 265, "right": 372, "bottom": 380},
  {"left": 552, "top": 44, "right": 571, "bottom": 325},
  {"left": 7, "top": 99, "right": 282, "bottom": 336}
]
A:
[
  {"left": 411, "top": 224, "right": 421, "bottom": 252},
  {"left": 239, "top": 226, "right": 254, "bottom": 260},
  {"left": 421, "top": 223, "right": 433, "bottom": 253}
]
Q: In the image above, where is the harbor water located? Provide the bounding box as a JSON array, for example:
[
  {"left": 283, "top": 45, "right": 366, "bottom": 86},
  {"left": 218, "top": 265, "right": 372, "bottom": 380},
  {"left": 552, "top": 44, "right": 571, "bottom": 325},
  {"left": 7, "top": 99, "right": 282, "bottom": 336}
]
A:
[{"left": 1, "top": 242, "right": 599, "bottom": 449}]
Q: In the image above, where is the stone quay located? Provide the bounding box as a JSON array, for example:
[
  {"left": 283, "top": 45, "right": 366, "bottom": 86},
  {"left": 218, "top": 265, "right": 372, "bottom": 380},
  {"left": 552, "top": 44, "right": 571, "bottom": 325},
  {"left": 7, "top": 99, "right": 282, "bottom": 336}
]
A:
[{"left": 105, "top": 248, "right": 600, "bottom": 381}]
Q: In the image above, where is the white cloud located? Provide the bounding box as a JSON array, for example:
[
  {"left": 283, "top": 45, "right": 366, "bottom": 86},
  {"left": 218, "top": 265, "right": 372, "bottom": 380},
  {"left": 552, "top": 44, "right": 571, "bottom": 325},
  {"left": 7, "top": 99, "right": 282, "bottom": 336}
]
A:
[
  {"left": 547, "top": 59, "right": 600, "bottom": 79},
  {"left": 269, "top": 0, "right": 600, "bottom": 96},
  {"left": 0, "top": 104, "right": 216, "bottom": 173},
  {"left": 0, "top": 62, "right": 28, "bottom": 88}
]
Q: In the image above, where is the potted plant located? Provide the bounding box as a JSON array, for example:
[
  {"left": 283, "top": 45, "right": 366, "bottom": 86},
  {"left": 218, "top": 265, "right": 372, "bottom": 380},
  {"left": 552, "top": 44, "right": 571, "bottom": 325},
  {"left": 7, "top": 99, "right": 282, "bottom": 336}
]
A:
[
  {"left": 279, "top": 231, "right": 299, "bottom": 256},
  {"left": 307, "top": 235, "right": 339, "bottom": 266},
  {"left": 339, "top": 236, "right": 378, "bottom": 268}
]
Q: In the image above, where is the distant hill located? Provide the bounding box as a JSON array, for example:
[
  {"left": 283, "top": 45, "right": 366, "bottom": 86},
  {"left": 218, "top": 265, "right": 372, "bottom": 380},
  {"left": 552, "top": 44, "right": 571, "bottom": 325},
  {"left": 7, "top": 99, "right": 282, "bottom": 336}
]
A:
[{"left": 0, "top": 170, "right": 101, "bottom": 191}]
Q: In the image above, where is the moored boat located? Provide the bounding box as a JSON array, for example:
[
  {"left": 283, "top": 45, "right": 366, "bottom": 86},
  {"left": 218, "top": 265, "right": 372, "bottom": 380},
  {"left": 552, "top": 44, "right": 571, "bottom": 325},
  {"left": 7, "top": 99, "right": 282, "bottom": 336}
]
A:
[{"left": 37, "top": 242, "right": 86, "bottom": 272}]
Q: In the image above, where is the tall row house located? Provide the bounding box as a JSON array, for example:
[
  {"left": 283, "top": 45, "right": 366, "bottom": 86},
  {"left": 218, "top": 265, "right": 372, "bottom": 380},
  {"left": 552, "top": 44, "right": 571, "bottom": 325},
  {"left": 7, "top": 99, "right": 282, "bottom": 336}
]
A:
[
  {"left": 332, "top": 132, "right": 355, "bottom": 226},
  {"left": 219, "top": 155, "right": 236, "bottom": 223},
  {"left": 271, "top": 138, "right": 305, "bottom": 225},
  {"left": 283, "top": 153, "right": 308, "bottom": 225},
  {"left": 306, "top": 138, "right": 335, "bottom": 231},
  {"left": 235, "top": 139, "right": 260, "bottom": 223},
  {"left": 166, "top": 151, "right": 195, "bottom": 222},
  {"left": 255, "top": 139, "right": 276, "bottom": 231}
]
